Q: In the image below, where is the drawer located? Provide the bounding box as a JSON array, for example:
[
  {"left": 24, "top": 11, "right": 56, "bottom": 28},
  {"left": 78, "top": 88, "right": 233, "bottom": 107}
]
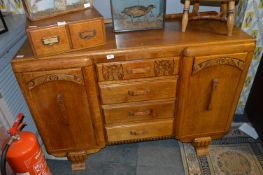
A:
[
  {"left": 102, "top": 99, "right": 175, "bottom": 124},
  {"left": 106, "top": 119, "right": 174, "bottom": 143},
  {"left": 27, "top": 26, "right": 71, "bottom": 57},
  {"left": 96, "top": 57, "right": 179, "bottom": 81},
  {"left": 99, "top": 77, "right": 178, "bottom": 104},
  {"left": 68, "top": 19, "right": 105, "bottom": 49}
]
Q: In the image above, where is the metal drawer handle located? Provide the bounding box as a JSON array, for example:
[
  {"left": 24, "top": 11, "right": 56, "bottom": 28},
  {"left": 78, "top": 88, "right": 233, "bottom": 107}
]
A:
[
  {"left": 42, "top": 36, "right": 60, "bottom": 46},
  {"left": 128, "top": 89, "right": 150, "bottom": 96},
  {"left": 79, "top": 29, "right": 96, "bottom": 40},
  {"left": 126, "top": 67, "right": 151, "bottom": 74},
  {"left": 128, "top": 110, "right": 152, "bottom": 117},
  {"left": 130, "top": 130, "right": 146, "bottom": 135}
]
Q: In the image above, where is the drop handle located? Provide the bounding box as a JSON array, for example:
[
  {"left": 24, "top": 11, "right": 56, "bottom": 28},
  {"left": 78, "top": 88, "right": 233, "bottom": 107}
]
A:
[
  {"left": 128, "top": 110, "right": 152, "bottom": 117},
  {"left": 130, "top": 130, "right": 147, "bottom": 135},
  {"left": 126, "top": 67, "right": 151, "bottom": 74},
  {"left": 128, "top": 89, "right": 150, "bottom": 96},
  {"left": 207, "top": 79, "right": 218, "bottom": 110},
  {"left": 79, "top": 29, "right": 96, "bottom": 40}
]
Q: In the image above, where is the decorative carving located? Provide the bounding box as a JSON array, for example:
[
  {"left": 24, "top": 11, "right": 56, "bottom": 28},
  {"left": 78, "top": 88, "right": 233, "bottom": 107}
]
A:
[
  {"left": 27, "top": 74, "right": 83, "bottom": 89},
  {"left": 154, "top": 60, "right": 175, "bottom": 76},
  {"left": 193, "top": 57, "right": 245, "bottom": 74},
  {"left": 107, "top": 135, "right": 175, "bottom": 145},
  {"left": 192, "top": 137, "right": 212, "bottom": 156},
  {"left": 67, "top": 151, "right": 87, "bottom": 170},
  {"left": 102, "top": 64, "right": 124, "bottom": 80}
]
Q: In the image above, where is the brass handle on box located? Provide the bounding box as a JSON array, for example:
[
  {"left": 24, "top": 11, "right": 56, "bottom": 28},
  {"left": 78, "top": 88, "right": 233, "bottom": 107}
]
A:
[
  {"left": 79, "top": 29, "right": 96, "bottom": 40},
  {"left": 42, "top": 36, "right": 60, "bottom": 46},
  {"left": 128, "top": 109, "right": 152, "bottom": 117},
  {"left": 130, "top": 130, "right": 146, "bottom": 135},
  {"left": 128, "top": 89, "right": 150, "bottom": 96},
  {"left": 127, "top": 67, "right": 151, "bottom": 74}
]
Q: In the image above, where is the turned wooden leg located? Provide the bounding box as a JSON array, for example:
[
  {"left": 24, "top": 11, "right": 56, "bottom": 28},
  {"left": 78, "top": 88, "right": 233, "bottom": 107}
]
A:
[
  {"left": 67, "top": 151, "right": 87, "bottom": 171},
  {"left": 220, "top": 2, "right": 227, "bottom": 21},
  {"left": 192, "top": 0, "right": 200, "bottom": 16},
  {"left": 182, "top": 0, "right": 190, "bottom": 32},
  {"left": 227, "top": 0, "right": 235, "bottom": 36},
  {"left": 192, "top": 137, "right": 212, "bottom": 156}
]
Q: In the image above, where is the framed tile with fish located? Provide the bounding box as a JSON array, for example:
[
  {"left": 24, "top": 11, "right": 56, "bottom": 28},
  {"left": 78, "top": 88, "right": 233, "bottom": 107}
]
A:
[{"left": 110, "top": 0, "right": 166, "bottom": 32}]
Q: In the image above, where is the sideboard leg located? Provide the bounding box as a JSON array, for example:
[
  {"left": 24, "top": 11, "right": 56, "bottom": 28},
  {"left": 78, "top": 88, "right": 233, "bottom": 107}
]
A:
[
  {"left": 67, "top": 151, "right": 88, "bottom": 171},
  {"left": 192, "top": 137, "right": 212, "bottom": 156}
]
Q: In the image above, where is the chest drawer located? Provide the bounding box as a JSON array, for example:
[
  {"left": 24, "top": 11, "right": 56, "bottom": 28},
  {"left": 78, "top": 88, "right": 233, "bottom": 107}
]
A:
[
  {"left": 96, "top": 57, "right": 179, "bottom": 81},
  {"left": 99, "top": 77, "right": 178, "bottom": 104},
  {"left": 27, "top": 25, "right": 71, "bottom": 57},
  {"left": 102, "top": 99, "right": 175, "bottom": 124},
  {"left": 106, "top": 119, "right": 174, "bottom": 143},
  {"left": 68, "top": 19, "right": 105, "bottom": 50}
]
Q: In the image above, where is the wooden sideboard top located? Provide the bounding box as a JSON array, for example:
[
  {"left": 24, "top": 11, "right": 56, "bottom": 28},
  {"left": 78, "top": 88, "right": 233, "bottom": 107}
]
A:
[{"left": 14, "top": 19, "right": 255, "bottom": 60}]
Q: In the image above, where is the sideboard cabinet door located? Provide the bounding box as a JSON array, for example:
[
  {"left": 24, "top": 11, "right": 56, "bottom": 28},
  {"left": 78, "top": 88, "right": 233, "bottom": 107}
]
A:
[
  {"left": 19, "top": 68, "right": 97, "bottom": 155},
  {"left": 176, "top": 52, "right": 249, "bottom": 140}
]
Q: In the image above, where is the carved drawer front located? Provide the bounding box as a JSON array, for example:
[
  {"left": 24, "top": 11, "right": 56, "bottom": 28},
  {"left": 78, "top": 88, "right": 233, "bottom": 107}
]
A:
[
  {"left": 106, "top": 119, "right": 174, "bottom": 143},
  {"left": 99, "top": 77, "right": 177, "bottom": 104},
  {"left": 96, "top": 57, "right": 179, "bottom": 81},
  {"left": 102, "top": 99, "right": 175, "bottom": 124},
  {"left": 27, "top": 25, "right": 71, "bottom": 57},
  {"left": 68, "top": 19, "right": 105, "bottom": 49}
]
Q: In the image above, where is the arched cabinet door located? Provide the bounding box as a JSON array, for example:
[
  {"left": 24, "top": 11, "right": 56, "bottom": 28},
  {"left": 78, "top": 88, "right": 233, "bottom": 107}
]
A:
[
  {"left": 176, "top": 52, "right": 250, "bottom": 141},
  {"left": 21, "top": 68, "right": 97, "bottom": 155}
]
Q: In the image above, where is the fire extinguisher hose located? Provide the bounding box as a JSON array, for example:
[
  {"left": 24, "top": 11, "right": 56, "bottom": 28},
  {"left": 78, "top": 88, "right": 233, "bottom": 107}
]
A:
[{"left": 1, "top": 138, "right": 13, "bottom": 175}]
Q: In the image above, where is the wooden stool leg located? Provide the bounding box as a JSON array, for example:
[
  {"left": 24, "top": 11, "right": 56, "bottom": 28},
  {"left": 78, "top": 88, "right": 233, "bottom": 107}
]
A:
[
  {"left": 182, "top": 0, "right": 190, "bottom": 32},
  {"left": 227, "top": 0, "right": 235, "bottom": 36},
  {"left": 220, "top": 2, "right": 227, "bottom": 21},
  {"left": 193, "top": 0, "right": 200, "bottom": 16}
]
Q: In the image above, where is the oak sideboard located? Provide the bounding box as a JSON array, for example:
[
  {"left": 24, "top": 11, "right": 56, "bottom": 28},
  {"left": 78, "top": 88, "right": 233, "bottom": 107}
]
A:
[{"left": 12, "top": 19, "right": 255, "bottom": 170}]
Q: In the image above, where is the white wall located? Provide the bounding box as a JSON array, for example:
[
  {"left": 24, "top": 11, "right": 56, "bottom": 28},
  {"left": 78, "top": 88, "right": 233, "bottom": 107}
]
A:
[{"left": 94, "top": 0, "right": 219, "bottom": 19}]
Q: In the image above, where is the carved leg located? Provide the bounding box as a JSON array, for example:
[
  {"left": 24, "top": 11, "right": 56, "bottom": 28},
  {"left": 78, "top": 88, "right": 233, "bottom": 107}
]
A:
[
  {"left": 182, "top": 0, "right": 190, "bottom": 32},
  {"left": 67, "top": 151, "right": 87, "bottom": 171},
  {"left": 192, "top": 137, "right": 212, "bottom": 156},
  {"left": 227, "top": 0, "right": 235, "bottom": 36}
]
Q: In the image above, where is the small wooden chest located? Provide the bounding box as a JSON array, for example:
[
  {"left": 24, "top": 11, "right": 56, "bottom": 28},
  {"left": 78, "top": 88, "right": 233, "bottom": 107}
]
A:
[{"left": 26, "top": 8, "right": 105, "bottom": 57}]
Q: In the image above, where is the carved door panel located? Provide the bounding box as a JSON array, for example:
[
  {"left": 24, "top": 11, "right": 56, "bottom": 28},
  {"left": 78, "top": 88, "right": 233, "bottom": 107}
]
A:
[
  {"left": 21, "top": 68, "right": 97, "bottom": 155},
  {"left": 176, "top": 53, "right": 248, "bottom": 140}
]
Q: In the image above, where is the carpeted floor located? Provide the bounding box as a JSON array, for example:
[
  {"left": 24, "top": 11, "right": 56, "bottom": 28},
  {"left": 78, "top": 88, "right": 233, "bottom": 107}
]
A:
[
  {"left": 47, "top": 139, "right": 185, "bottom": 175},
  {"left": 180, "top": 127, "right": 263, "bottom": 175}
]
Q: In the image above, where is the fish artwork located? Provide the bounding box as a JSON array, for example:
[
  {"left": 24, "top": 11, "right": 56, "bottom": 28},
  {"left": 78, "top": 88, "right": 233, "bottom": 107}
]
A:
[{"left": 121, "top": 5, "right": 155, "bottom": 23}]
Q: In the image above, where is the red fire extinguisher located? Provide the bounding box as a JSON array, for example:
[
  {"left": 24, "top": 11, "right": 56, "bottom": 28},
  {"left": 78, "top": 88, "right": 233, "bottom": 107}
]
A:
[{"left": 0, "top": 113, "right": 51, "bottom": 175}]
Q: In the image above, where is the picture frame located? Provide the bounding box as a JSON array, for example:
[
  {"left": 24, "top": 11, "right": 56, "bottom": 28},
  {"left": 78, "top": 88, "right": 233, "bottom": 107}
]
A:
[
  {"left": 110, "top": 0, "right": 166, "bottom": 32},
  {"left": 22, "top": 0, "right": 93, "bottom": 21},
  {"left": 0, "top": 10, "right": 8, "bottom": 34}
]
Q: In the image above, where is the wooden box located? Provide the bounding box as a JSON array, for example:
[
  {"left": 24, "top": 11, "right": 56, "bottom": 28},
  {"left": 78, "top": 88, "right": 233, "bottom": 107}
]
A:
[{"left": 26, "top": 8, "right": 105, "bottom": 57}]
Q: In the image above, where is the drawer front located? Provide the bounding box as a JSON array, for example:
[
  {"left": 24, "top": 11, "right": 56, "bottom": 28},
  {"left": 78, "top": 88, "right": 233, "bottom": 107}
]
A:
[
  {"left": 102, "top": 99, "right": 175, "bottom": 124},
  {"left": 68, "top": 19, "right": 105, "bottom": 49},
  {"left": 28, "top": 26, "right": 71, "bottom": 57},
  {"left": 106, "top": 119, "right": 174, "bottom": 142},
  {"left": 96, "top": 58, "right": 179, "bottom": 81},
  {"left": 99, "top": 77, "right": 178, "bottom": 104}
]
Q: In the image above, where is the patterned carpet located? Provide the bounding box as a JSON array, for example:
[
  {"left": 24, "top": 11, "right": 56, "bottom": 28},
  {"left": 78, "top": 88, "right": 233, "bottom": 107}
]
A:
[{"left": 180, "top": 127, "right": 263, "bottom": 175}]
